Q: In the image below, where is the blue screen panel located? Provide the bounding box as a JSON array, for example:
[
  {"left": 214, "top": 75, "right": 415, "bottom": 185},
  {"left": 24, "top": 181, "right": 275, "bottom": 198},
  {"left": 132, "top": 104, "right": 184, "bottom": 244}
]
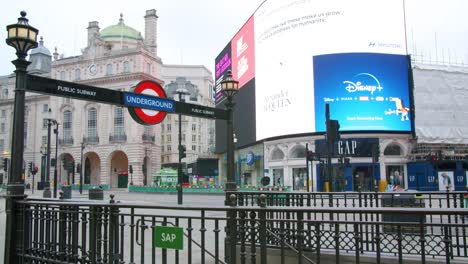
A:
[{"left": 314, "top": 53, "right": 411, "bottom": 132}]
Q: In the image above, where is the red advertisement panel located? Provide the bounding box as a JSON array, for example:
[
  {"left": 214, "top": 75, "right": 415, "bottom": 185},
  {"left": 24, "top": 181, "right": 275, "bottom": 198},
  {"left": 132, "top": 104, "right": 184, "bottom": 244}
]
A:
[{"left": 231, "top": 16, "right": 255, "bottom": 88}]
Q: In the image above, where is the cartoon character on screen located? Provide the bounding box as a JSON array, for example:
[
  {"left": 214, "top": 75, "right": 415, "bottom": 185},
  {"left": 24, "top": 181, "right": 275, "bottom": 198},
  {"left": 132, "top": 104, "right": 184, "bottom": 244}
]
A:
[{"left": 390, "top": 97, "right": 410, "bottom": 121}]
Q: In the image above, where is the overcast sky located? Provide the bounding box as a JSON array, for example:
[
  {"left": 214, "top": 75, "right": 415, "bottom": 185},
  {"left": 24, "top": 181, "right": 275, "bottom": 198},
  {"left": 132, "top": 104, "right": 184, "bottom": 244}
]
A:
[{"left": 0, "top": 0, "right": 467, "bottom": 76}]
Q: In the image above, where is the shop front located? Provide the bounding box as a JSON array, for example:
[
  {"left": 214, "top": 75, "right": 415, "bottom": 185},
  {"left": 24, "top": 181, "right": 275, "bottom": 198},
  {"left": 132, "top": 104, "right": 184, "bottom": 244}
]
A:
[
  {"left": 315, "top": 138, "right": 381, "bottom": 192},
  {"left": 236, "top": 144, "right": 264, "bottom": 187}
]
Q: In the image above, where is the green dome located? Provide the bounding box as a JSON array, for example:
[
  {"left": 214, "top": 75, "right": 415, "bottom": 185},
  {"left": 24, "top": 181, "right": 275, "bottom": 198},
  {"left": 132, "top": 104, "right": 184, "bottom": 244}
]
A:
[{"left": 100, "top": 14, "right": 142, "bottom": 40}]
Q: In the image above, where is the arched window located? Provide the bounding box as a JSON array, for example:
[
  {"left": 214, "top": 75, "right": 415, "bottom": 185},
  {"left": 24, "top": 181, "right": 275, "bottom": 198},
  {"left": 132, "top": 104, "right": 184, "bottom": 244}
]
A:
[
  {"left": 60, "top": 71, "right": 66, "bottom": 80},
  {"left": 63, "top": 110, "right": 72, "bottom": 143},
  {"left": 290, "top": 145, "right": 306, "bottom": 159},
  {"left": 271, "top": 147, "right": 285, "bottom": 161},
  {"left": 87, "top": 108, "right": 97, "bottom": 138},
  {"left": 106, "top": 64, "right": 113, "bottom": 75},
  {"left": 123, "top": 61, "right": 130, "bottom": 73},
  {"left": 75, "top": 68, "right": 81, "bottom": 81},
  {"left": 384, "top": 144, "right": 402, "bottom": 156},
  {"left": 114, "top": 107, "right": 124, "bottom": 136}
]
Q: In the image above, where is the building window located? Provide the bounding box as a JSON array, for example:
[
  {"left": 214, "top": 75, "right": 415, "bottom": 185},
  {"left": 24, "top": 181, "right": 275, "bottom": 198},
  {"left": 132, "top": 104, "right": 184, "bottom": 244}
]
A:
[
  {"left": 192, "top": 135, "right": 196, "bottom": 142},
  {"left": 167, "top": 134, "right": 171, "bottom": 142},
  {"left": 161, "top": 135, "right": 164, "bottom": 142},
  {"left": 0, "top": 139, "right": 4, "bottom": 152},
  {"left": 198, "top": 135, "right": 201, "bottom": 142},
  {"left": 43, "top": 104, "right": 49, "bottom": 113},
  {"left": 63, "top": 110, "right": 72, "bottom": 141},
  {"left": 0, "top": 123, "right": 4, "bottom": 133},
  {"left": 114, "top": 107, "right": 124, "bottom": 136},
  {"left": 106, "top": 64, "right": 113, "bottom": 76},
  {"left": 75, "top": 68, "right": 81, "bottom": 81},
  {"left": 24, "top": 121, "right": 27, "bottom": 142},
  {"left": 1, "top": 110, "right": 5, "bottom": 118},
  {"left": 146, "top": 63, "right": 151, "bottom": 73},
  {"left": 42, "top": 119, "right": 48, "bottom": 129},
  {"left": 161, "top": 145, "right": 164, "bottom": 152},
  {"left": 167, "top": 145, "right": 171, "bottom": 151},
  {"left": 42, "top": 136, "right": 47, "bottom": 146},
  {"left": 123, "top": 61, "right": 130, "bottom": 73},
  {"left": 167, "top": 124, "right": 171, "bottom": 131},
  {"left": 60, "top": 71, "right": 66, "bottom": 80},
  {"left": 384, "top": 144, "right": 402, "bottom": 156},
  {"left": 182, "top": 134, "right": 186, "bottom": 142},
  {"left": 192, "top": 124, "right": 196, "bottom": 131},
  {"left": 2, "top": 89, "right": 8, "bottom": 98},
  {"left": 192, "top": 145, "right": 196, "bottom": 151},
  {"left": 87, "top": 108, "right": 98, "bottom": 138}
]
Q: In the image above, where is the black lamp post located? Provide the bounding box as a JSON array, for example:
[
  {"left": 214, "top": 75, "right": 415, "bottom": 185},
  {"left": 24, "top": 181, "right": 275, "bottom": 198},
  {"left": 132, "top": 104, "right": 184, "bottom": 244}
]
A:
[
  {"left": 176, "top": 88, "right": 189, "bottom": 205},
  {"left": 44, "top": 108, "right": 56, "bottom": 197},
  {"left": 79, "top": 141, "right": 84, "bottom": 194},
  {"left": 53, "top": 122, "right": 59, "bottom": 198},
  {"left": 221, "top": 70, "right": 239, "bottom": 194},
  {"left": 221, "top": 70, "right": 239, "bottom": 264},
  {"left": 5, "top": 11, "right": 38, "bottom": 264}
]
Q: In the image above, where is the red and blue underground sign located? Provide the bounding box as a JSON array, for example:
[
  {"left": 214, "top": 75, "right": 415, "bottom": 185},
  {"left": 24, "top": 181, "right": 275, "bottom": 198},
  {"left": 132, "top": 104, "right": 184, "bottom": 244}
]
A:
[{"left": 125, "top": 80, "right": 174, "bottom": 125}]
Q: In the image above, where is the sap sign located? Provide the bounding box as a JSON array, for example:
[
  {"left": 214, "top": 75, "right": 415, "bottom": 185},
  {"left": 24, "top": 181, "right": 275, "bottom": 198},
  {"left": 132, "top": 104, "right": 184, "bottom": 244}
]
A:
[{"left": 314, "top": 53, "right": 411, "bottom": 132}]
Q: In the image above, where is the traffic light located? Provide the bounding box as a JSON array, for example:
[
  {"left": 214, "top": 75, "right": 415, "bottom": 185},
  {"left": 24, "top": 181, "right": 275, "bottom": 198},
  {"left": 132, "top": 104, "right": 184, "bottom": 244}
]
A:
[
  {"left": 129, "top": 165, "right": 133, "bottom": 174},
  {"left": 326, "top": 119, "right": 340, "bottom": 143},
  {"left": 32, "top": 165, "right": 38, "bottom": 175},
  {"left": 2, "top": 158, "right": 8, "bottom": 171},
  {"left": 426, "top": 154, "right": 437, "bottom": 163},
  {"left": 28, "top": 162, "right": 33, "bottom": 173},
  {"left": 372, "top": 144, "right": 380, "bottom": 163},
  {"left": 179, "top": 145, "right": 186, "bottom": 159},
  {"left": 306, "top": 150, "right": 313, "bottom": 161}
]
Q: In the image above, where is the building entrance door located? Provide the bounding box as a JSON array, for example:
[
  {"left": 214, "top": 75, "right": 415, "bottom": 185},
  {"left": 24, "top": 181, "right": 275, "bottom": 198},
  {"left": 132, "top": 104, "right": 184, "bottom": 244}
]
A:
[
  {"left": 352, "top": 166, "right": 373, "bottom": 191},
  {"left": 118, "top": 173, "right": 128, "bottom": 188}
]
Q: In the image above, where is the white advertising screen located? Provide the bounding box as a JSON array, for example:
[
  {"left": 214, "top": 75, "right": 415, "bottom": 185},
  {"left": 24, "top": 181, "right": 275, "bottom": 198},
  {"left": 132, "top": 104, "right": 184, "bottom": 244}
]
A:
[
  {"left": 215, "top": 0, "right": 409, "bottom": 150},
  {"left": 254, "top": 0, "right": 407, "bottom": 140}
]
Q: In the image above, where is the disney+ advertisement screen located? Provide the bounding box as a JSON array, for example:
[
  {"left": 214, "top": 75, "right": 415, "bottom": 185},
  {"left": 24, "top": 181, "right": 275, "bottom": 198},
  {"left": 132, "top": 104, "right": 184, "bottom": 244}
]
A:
[{"left": 314, "top": 53, "right": 412, "bottom": 132}]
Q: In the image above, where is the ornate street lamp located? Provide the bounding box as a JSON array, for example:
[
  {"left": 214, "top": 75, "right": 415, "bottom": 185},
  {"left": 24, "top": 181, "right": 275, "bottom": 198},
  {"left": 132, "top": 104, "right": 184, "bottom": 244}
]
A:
[
  {"left": 221, "top": 70, "right": 239, "bottom": 264},
  {"left": 220, "top": 70, "right": 239, "bottom": 194},
  {"left": 5, "top": 11, "right": 38, "bottom": 264}
]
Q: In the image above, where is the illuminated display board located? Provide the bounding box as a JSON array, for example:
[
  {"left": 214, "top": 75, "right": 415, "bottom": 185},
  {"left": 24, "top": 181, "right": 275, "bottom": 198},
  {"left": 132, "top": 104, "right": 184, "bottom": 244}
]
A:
[{"left": 215, "top": 0, "right": 410, "bottom": 150}]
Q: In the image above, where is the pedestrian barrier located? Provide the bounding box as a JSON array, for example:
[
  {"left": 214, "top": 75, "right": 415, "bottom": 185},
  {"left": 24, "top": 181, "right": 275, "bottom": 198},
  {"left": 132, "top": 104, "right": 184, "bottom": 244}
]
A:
[{"left": 10, "top": 193, "right": 468, "bottom": 264}]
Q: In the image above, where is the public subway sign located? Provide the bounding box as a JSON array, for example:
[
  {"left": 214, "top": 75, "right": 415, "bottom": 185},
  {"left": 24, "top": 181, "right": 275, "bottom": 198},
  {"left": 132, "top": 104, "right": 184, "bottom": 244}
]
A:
[
  {"left": 126, "top": 80, "right": 173, "bottom": 125},
  {"left": 25, "top": 74, "right": 228, "bottom": 123},
  {"left": 315, "top": 138, "right": 379, "bottom": 157}
]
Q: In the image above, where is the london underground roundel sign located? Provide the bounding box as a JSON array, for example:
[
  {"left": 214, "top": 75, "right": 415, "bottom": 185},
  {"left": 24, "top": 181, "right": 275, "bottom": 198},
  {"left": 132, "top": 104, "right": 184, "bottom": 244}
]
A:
[{"left": 128, "top": 80, "right": 168, "bottom": 125}]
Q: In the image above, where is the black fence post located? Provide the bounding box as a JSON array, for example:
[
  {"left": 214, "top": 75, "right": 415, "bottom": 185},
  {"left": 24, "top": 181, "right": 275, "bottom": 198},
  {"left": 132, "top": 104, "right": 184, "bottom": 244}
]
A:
[{"left": 258, "top": 194, "right": 267, "bottom": 264}]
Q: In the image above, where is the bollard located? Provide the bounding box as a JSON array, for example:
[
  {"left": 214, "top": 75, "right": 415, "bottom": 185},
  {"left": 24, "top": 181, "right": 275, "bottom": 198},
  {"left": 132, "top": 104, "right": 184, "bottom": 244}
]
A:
[
  {"left": 89, "top": 186, "right": 104, "bottom": 200},
  {"left": 43, "top": 187, "right": 51, "bottom": 198}
]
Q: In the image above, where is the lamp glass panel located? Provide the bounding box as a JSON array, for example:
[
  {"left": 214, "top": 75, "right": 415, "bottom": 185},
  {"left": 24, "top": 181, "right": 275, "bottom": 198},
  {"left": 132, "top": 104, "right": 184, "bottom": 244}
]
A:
[
  {"left": 8, "top": 28, "right": 17, "bottom": 38},
  {"left": 30, "top": 30, "right": 37, "bottom": 41},
  {"left": 17, "top": 27, "right": 28, "bottom": 38}
]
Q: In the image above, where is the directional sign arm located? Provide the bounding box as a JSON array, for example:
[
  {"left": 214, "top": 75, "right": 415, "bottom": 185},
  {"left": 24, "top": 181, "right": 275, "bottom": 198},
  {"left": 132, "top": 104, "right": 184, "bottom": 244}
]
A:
[
  {"left": 174, "top": 101, "right": 228, "bottom": 120},
  {"left": 26, "top": 74, "right": 228, "bottom": 120},
  {"left": 26, "top": 74, "right": 123, "bottom": 105}
]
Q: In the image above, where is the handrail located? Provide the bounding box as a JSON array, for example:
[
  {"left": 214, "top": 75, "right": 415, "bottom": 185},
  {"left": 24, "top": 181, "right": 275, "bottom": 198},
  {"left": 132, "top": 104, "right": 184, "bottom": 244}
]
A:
[{"left": 18, "top": 198, "right": 468, "bottom": 216}]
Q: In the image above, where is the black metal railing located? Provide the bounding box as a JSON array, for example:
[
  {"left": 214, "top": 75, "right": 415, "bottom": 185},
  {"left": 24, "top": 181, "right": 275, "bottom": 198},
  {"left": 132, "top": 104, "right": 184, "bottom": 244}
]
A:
[
  {"left": 11, "top": 194, "right": 468, "bottom": 264},
  {"left": 109, "top": 133, "right": 127, "bottom": 143},
  {"left": 58, "top": 137, "right": 74, "bottom": 145},
  {"left": 83, "top": 136, "right": 99, "bottom": 144},
  {"left": 142, "top": 133, "right": 155, "bottom": 143},
  {"left": 230, "top": 190, "right": 468, "bottom": 209}
]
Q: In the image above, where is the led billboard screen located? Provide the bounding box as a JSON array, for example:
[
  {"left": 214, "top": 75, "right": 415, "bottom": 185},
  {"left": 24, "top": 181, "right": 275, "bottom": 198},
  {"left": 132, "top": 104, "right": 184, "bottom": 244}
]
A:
[
  {"left": 314, "top": 53, "right": 411, "bottom": 132},
  {"left": 215, "top": 0, "right": 410, "bottom": 151}
]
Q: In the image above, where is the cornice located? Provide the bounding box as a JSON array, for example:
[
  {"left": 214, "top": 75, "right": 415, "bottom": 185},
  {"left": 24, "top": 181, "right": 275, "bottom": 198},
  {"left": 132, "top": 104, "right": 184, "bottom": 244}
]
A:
[{"left": 79, "top": 73, "right": 164, "bottom": 86}]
